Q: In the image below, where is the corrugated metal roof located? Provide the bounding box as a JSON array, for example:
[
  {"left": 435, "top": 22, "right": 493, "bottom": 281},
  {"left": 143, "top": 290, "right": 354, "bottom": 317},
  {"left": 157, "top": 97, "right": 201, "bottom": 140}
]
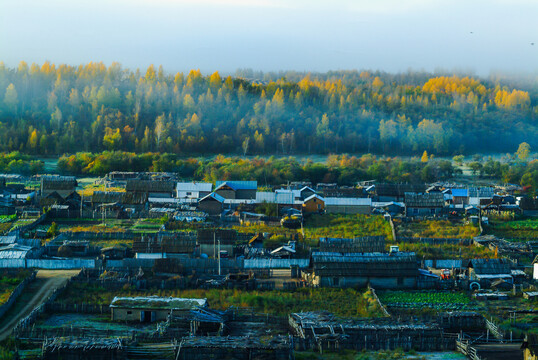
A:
[
  {"left": 215, "top": 181, "right": 257, "bottom": 190},
  {"left": 325, "top": 197, "right": 372, "bottom": 206},
  {"left": 176, "top": 182, "right": 213, "bottom": 192},
  {"left": 451, "top": 189, "right": 468, "bottom": 197}
]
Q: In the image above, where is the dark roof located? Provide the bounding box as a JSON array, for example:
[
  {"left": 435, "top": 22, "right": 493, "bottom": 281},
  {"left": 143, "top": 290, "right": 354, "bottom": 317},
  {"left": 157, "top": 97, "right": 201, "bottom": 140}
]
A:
[
  {"left": 467, "top": 259, "right": 511, "bottom": 275},
  {"left": 92, "top": 191, "right": 125, "bottom": 204},
  {"left": 41, "top": 176, "right": 77, "bottom": 190},
  {"left": 319, "top": 236, "right": 386, "bottom": 253},
  {"left": 126, "top": 179, "right": 175, "bottom": 193},
  {"left": 311, "top": 251, "right": 418, "bottom": 277},
  {"left": 197, "top": 229, "right": 237, "bottom": 245},
  {"left": 376, "top": 183, "right": 426, "bottom": 197},
  {"left": 404, "top": 192, "right": 445, "bottom": 208}
]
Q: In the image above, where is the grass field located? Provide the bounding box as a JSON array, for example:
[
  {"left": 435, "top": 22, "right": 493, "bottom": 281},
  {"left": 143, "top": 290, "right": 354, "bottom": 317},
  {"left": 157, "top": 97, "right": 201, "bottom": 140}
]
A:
[
  {"left": 395, "top": 220, "right": 479, "bottom": 239},
  {"left": 56, "top": 284, "right": 385, "bottom": 318},
  {"left": 304, "top": 214, "right": 393, "bottom": 244}
]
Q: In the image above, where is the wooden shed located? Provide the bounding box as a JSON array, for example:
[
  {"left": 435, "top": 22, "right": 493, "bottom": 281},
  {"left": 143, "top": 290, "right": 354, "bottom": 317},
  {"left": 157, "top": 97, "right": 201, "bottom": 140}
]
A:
[
  {"left": 198, "top": 193, "right": 225, "bottom": 216},
  {"left": 302, "top": 194, "right": 325, "bottom": 214},
  {"left": 110, "top": 296, "right": 207, "bottom": 322}
]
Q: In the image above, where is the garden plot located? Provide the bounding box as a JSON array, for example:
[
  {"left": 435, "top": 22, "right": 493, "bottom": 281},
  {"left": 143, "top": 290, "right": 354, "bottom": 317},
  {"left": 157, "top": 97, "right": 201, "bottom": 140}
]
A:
[
  {"left": 488, "top": 219, "right": 538, "bottom": 239},
  {"left": 378, "top": 291, "right": 473, "bottom": 311}
]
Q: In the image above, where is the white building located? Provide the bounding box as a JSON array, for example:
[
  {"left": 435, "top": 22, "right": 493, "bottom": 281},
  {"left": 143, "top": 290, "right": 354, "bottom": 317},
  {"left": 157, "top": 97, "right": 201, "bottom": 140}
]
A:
[{"left": 176, "top": 182, "right": 213, "bottom": 200}]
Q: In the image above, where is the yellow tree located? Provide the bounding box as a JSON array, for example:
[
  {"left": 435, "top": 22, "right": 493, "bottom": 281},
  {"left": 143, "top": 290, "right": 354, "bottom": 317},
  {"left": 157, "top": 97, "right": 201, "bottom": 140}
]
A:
[{"left": 421, "top": 150, "right": 429, "bottom": 163}]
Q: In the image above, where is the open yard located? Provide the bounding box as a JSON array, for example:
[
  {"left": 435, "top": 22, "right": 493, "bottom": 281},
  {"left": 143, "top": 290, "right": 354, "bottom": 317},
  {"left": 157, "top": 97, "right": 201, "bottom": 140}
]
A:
[
  {"left": 55, "top": 283, "right": 385, "bottom": 318},
  {"left": 304, "top": 214, "right": 393, "bottom": 244},
  {"left": 395, "top": 219, "right": 480, "bottom": 239}
]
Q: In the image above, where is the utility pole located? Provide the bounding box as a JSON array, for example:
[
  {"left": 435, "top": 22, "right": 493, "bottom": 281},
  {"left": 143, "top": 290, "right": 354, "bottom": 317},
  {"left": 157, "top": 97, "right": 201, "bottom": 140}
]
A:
[
  {"left": 218, "top": 238, "right": 221, "bottom": 276},
  {"left": 213, "top": 232, "right": 216, "bottom": 259}
]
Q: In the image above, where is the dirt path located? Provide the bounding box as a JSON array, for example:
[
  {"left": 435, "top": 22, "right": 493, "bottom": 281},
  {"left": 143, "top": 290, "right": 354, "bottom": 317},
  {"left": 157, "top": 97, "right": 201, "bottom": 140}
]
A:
[{"left": 0, "top": 269, "right": 80, "bottom": 341}]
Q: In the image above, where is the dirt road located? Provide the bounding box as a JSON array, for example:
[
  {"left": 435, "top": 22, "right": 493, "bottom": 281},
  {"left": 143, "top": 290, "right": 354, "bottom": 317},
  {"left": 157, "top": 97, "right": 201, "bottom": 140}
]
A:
[{"left": 0, "top": 269, "right": 80, "bottom": 341}]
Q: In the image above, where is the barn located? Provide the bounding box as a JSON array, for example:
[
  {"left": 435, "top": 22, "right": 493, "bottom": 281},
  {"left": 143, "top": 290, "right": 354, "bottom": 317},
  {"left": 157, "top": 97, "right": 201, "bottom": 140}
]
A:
[{"left": 307, "top": 251, "right": 418, "bottom": 289}]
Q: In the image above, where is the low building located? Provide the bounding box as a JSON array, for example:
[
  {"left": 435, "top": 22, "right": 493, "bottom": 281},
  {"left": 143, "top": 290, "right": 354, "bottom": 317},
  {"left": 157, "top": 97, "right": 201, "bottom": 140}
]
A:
[
  {"left": 404, "top": 192, "right": 445, "bottom": 217},
  {"left": 126, "top": 179, "right": 175, "bottom": 198},
  {"left": 307, "top": 251, "right": 418, "bottom": 289},
  {"left": 197, "top": 229, "right": 237, "bottom": 256},
  {"left": 198, "top": 193, "right": 225, "bottom": 215},
  {"left": 319, "top": 236, "right": 385, "bottom": 253},
  {"left": 324, "top": 197, "right": 371, "bottom": 214},
  {"left": 467, "top": 259, "right": 513, "bottom": 289},
  {"left": 176, "top": 182, "right": 212, "bottom": 200},
  {"left": 40, "top": 175, "right": 77, "bottom": 198},
  {"left": 302, "top": 194, "right": 325, "bottom": 214},
  {"left": 110, "top": 296, "right": 207, "bottom": 322},
  {"left": 375, "top": 183, "right": 426, "bottom": 202},
  {"left": 214, "top": 181, "right": 257, "bottom": 200}
]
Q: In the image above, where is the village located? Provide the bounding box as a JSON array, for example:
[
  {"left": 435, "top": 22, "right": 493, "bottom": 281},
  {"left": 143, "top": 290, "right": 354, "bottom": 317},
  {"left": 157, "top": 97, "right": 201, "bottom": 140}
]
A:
[{"left": 0, "top": 172, "right": 537, "bottom": 360}]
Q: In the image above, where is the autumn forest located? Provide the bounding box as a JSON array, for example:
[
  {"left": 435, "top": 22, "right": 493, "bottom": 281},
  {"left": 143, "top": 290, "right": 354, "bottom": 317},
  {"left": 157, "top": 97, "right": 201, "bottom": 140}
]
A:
[{"left": 0, "top": 61, "right": 536, "bottom": 157}]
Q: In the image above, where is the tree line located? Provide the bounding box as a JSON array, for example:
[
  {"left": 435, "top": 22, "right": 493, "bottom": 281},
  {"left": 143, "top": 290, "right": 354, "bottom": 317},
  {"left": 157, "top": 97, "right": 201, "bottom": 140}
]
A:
[{"left": 0, "top": 61, "right": 537, "bottom": 156}]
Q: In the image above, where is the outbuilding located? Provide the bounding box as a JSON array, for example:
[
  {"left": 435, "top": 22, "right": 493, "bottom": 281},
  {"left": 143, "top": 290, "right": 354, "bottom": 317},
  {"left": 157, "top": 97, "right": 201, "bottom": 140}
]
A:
[{"left": 110, "top": 296, "right": 207, "bottom": 322}]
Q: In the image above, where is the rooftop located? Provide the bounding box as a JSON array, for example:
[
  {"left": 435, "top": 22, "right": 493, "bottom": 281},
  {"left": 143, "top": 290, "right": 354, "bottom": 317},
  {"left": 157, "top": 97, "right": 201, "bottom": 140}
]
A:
[{"left": 110, "top": 296, "right": 207, "bottom": 310}]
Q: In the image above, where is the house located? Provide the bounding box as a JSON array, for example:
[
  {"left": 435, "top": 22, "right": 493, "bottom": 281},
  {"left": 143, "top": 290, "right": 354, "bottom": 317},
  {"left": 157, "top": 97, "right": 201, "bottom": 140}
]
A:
[
  {"left": 374, "top": 183, "right": 426, "bottom": 202},
  {"left": 302, "top": 194, "right": 325, "bottom": 214},
  {"left": 307, "top": 251, "right": 418, "bottom": 288},
  {"left": 110, "top": 296, "right": 207, "bottom": 322},
  {"left": 404, "top": 193, "right": 445, "bottom": 217},
  {"left": 324, "top": 197, "right": 371, "bottom": 214},
  {"left": 125, "top": 179, "right": 175, "bottom": 199},
  {"left": 40, "top": 176, "right": 77, "bottom": 198},
  {"left": 214, "top": 181, "right": 257, "bottom": 200},
  {"left": 451, "top": 188, "right": 469, "bottom": 205},
  {"left": 469, "top": 187, "right": 495, "bottom": 207},
  {"left": 176, "top": 182, "right": 212, "bottom": 200},
  {"left": 198, "top": 193, "right": 225, "bottom": 215},
  {"left": 467, "top": 259, "right": 513, "bottom": 289}
]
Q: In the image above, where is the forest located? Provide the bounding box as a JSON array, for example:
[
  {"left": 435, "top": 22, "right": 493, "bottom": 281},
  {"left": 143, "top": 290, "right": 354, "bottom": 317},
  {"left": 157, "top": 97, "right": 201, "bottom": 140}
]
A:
[{"left": 0, "top": 61, "right": 537, "bottom": 156}]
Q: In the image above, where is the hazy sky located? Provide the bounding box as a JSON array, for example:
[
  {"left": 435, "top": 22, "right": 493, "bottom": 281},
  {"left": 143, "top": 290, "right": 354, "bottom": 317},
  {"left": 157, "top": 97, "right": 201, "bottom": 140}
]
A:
[{"left": 1, "top": 0, "right": 537, "bottom": 75}]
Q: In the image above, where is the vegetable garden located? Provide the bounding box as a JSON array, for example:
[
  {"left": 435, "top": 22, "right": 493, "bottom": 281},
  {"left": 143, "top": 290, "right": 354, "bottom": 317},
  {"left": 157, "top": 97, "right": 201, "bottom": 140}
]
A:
[{"left": 378, "top": 291, "right": 472, "bottom": 311}]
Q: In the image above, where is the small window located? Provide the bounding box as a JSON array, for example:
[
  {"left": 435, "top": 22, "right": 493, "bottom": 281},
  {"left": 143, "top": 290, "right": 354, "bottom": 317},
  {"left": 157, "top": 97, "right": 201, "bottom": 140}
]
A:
[
  {"left": 332, "top": 277, "right": 340, "bottom": 286},
  {"left": 317, "top": 204, "right": 322, "bottom": 210},
  {"left": 127, "top": 311, "right": 132, "bottom": 315},
  {"left": 431, "top": 208, "right": 435, "bottom": 215},
  {"left": 413, "top": 208, "right": 418, "bottom": 215},
  {"left": 397, "top": 277, "right": 404, "bottom": 285}
]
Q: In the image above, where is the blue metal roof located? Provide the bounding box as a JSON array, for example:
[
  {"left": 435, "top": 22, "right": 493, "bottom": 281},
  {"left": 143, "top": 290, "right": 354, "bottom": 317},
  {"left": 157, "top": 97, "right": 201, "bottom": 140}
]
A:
[
  {"left": 215, "top": 181, "right": 257, "bottom": 190},
  {"left": 451, "top": 189, "right": 468, "bottom": 197}
]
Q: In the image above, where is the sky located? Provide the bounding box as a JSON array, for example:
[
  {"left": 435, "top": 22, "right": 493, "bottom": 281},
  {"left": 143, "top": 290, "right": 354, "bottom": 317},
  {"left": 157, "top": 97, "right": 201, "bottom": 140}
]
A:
[{"left": 1, "top": 0, "right": 538, "bottom": 76}]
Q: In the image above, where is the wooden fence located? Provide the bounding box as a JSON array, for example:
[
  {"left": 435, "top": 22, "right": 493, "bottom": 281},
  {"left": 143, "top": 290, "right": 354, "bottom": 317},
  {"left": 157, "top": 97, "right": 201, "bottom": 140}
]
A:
[
  {"left": 456, "top": 339, "right": 482, "bottom": 360},
  {"left": 397, "top": 237, "right": 472, "bottom": 245},
  {"left": 0, "top": 271, "right": 36, "bottom": 319}
]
